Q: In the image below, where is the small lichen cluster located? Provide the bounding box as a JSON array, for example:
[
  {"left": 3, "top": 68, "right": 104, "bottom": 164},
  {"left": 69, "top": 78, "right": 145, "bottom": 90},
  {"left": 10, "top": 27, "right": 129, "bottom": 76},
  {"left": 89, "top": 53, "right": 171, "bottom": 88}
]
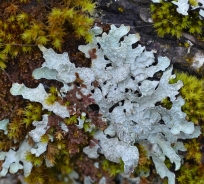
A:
[
  {"left": 169, "top": 72, "right": 204, "bottom": 124},
  {"left": 161, "top": 71, "right": 204, "bottom": 183},
  {"left": 170, "top": 72, "right": 204, "bottom": 184},
  {"left": 0, "top": 0, "right": 96, "bottom": 69},
  {"left": 150, "top": 0, "right": 204, "bottom": 38}
]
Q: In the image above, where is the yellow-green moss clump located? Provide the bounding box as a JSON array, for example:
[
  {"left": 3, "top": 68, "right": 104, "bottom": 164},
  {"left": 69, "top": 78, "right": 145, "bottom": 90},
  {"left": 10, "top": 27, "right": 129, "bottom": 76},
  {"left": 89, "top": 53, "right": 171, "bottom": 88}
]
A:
[
  {"left": 163, "top": 72, "right": 204, "bottom": 125},
  {"left": 177, "top": 138, "right": 204, "bottom": 183},
  {"left": 45, "top": 86, "right": 59, "bottom": 105},
  {"left": 101, "top": 158, "right": 124, "bottom": 177},
  {"left": 176, "top": 136, "right": 204, "bottom": 184},
  {"left": 150, "top": 1, "right": 204, "bottom": 38},
  {"left": 0, "top": 0, "right": 96, "bottom": 69},
  {"left": 177, "top": 163, "right": 204, "bottom": 184}
]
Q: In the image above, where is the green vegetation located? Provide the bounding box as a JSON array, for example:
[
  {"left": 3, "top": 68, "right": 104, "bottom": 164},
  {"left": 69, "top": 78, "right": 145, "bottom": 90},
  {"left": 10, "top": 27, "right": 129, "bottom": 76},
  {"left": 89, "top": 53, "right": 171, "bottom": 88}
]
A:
[
  {"left": 150, "top": 1, "right": 204, "bottom": 38},
  {"left": 0, "top": 0, "right": 96, "bottom": 69}
]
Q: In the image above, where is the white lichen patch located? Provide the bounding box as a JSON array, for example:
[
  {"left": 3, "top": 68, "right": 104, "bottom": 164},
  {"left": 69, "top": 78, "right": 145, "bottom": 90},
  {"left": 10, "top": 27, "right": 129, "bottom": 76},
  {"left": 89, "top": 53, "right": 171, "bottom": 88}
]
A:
[
  {"left": 172, "top": 0, "right": 189, "bottom": 15},
  {"left": 0, "top": 141, "right": 33, "bottom": 177},
  {"left": 6, "top": 24, "right": 201, "bottom": 184},
  {"left": 10, "top": 83, "right": 70, "bottom": 118},
  {"left": 29, "top": 115, "right": 50, "bottom": 143},
  {"left": 191, "top": 51, "right": 204, "bottom": 69},
  {"left": 0, "top": 119, "right": 9, "bottom": 135},
  {"left": 78, "top": 24, "right": 200, "bottom": 184}
]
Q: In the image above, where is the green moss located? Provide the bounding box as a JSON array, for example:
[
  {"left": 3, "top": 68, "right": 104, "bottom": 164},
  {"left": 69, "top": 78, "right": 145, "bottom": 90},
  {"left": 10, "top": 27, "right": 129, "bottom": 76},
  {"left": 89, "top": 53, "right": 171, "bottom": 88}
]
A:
[
  {"left": 189, "top": 0, "right": 199, "bottom": 6},
  {"left": 0, "top": 0, "right": 96, "bottom": 68},
  {"left": 23, "top": 102, "right": 43, "bottom": 127},
  {"left": 26, "top": 152, "right": 44, "bottom": 167},
  {"left": 45, "top": 86, "right": 61, "bottom": 105},
  {"left": 161, "top": 97, "right": 172, "bottom": 109},
  {"left": 177, "top": 163, "right": 204, "bottom": 184},
  {"left": 150, "top": 1, "right": 204, "bottom": 38},
  {"left": 64, "top": 115, "right": 78, "bottom": 125},
  {"left": 101, "top": 158, "right": 124, "bottom": 177},
  {"left": 45, "top": 94, "right": 58, "bottom": 105}
]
